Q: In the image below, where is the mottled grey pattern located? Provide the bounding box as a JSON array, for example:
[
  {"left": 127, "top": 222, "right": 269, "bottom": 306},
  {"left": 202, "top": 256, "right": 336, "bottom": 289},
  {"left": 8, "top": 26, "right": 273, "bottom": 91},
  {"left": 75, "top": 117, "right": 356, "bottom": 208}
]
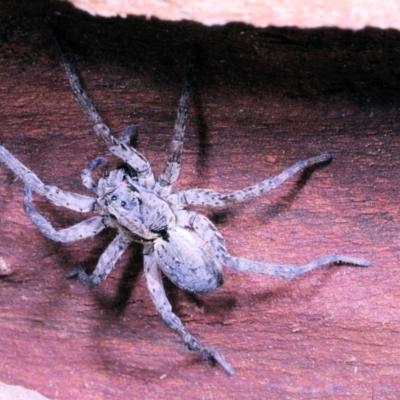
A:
[{"left": 0, "top": 47, "right": 371, "bottom": 375}]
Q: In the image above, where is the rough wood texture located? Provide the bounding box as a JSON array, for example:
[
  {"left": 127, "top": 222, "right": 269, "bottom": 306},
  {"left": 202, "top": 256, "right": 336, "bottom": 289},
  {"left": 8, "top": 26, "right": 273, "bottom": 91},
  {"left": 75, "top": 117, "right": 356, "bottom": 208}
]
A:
[
  {"left": 0, "top": 1, "right": 399, "bottom": 399},
  {"left": 67, "top": 0, "right": 400, "bottom": 30}
]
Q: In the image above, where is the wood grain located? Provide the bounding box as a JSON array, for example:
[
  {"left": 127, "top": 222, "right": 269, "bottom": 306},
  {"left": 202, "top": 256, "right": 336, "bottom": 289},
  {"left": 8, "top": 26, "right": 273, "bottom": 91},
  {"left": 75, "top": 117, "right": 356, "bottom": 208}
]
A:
[{"left": 0, "top": 1, "right": 399, "bottom": 399}]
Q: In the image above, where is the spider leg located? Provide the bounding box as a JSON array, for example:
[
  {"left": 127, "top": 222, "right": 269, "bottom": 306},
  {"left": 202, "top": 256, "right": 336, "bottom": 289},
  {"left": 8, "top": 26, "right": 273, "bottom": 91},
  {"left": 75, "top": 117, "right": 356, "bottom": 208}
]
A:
[
  {"left": 118, "top": 124, "right": 137, "bottom": 145},
  {"left": 66, "top": 231, "right": 131, "bottom": 286},
  {"left": 81, "top": 125, "right": 138, "bottom": 194},
  {"left": 59, "top": 51, "right": 155, "bottom": 188},
  {"left": 167, "top": 153, "right": 332, "bottom": 208},
  {"left": 174, "top": 210, "right": 371, "bottom": 276},
  {"left": 224, "top": 254, "right": 371, "bottom": 278},
  {"left": 154, "top": 48, "right": 196, "bottom": 197},
  {"left": 0, "top": 143, "right": 96, "bottom": 212},
  {"left": 143, "top": 250, "right": 234, "bottom": 375},
  {"left": 23, "top": 184, "right": 109, "bottom": 242},
  {"left": 81, "top": 156, "right": 107, "bottom": 194}
]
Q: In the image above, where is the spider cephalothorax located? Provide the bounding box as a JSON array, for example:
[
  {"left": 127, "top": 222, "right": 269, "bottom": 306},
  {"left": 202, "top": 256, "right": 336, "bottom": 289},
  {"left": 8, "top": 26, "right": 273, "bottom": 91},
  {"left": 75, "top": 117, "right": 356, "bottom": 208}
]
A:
[{"left": 0, "top": 46, "right": 370, "bottom": 375}]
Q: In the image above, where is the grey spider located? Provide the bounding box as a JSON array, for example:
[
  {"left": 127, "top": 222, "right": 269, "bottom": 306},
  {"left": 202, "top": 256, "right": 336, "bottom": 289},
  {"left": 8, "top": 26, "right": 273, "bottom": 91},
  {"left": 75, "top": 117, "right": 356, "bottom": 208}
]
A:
[{"left": 0, "top": 47, "right": 370, "bottom": 375}]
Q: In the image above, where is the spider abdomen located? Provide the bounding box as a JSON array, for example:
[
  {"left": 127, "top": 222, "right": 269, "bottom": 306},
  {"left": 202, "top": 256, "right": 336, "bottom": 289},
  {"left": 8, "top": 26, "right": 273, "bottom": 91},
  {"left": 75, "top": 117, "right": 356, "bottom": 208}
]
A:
[{"left": 154, "top": 227, "right": 224, "bottom": 294}]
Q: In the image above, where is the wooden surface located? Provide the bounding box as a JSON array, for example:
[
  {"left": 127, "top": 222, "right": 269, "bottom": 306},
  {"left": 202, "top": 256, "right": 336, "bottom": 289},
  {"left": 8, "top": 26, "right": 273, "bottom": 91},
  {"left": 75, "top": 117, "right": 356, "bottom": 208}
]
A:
[{"left": 0, "top": 1, "right": 399, "bottom": 399}]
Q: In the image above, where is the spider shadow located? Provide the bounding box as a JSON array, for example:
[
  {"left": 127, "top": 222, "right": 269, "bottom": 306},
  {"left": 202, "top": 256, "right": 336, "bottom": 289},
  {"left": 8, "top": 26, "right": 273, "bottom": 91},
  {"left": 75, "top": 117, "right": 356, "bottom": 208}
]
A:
[
  {"left": 156, "top": 275, "right": 240, "bottom": 325},
  {"left": 190, "top": 46, "right": 212, "bottom": 180},
  {"left": 254, "top": 265, "right": 340, "bottom": 305},
  {"left": 263, "top": 159, "right": 331, "bottom": 220},
  {"left": 203, "top": 158, "right": 334, "bottom": 313},
  {"left": 208, "top": 157, "right": 332, "bottom": 228},
  {"left": 83, "top": 243, "right": 144, "bottom": 317},
  {"left": 39, "top": 225, "right": 140, "bottom": 312}
]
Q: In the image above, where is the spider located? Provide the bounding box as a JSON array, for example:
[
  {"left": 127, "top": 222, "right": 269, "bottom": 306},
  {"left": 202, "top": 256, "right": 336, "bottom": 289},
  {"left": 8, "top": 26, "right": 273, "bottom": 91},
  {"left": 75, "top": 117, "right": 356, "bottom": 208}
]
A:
[{"left": 0, "top": 47, "right": 370, "bottom": 375}]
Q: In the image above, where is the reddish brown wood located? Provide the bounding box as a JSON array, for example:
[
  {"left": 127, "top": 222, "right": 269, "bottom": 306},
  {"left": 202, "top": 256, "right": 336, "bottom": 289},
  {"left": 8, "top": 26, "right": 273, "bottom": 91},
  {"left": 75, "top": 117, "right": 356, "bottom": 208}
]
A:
[{"left": 0, "top": 1, "right": 399, "bottom": 399}]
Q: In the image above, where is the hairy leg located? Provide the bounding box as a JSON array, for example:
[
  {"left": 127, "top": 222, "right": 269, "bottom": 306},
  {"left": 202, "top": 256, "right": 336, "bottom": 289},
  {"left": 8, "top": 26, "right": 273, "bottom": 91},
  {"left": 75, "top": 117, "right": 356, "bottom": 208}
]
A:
[
  {"left": 0, "top": 144, "right": 96, "bottom": 212},
  {"left": 154, "top": 48, "right": 196, "bottom": 197},
  {"left": 23, "top": 184, "right": 109, "bottom": 242},
  {"left": 81, "top": 125, "right": 138, "bottom": 194},
  {"left": 118, "top": 124, "right": 137, "bottom": 145},
  {"left": 175, "top": 209, "right": 370, "bottom": 278},
  {"left": 59, "top": 50, "right": 155, "bottom": 188},
  {"left": 168, "top": 153, "right": 331, "bottom": 208},
  {"left": 66, "top": 231, "right": 131, "bottom": 285},
  {"left": 143, "top": 250, "right": 234, "bottom": 375},
  {"left": 81, "top": 156, "right": 107, "bottom": 194},
  {"left": 224, "top": 253, "right": 371, "bottom": 278}
]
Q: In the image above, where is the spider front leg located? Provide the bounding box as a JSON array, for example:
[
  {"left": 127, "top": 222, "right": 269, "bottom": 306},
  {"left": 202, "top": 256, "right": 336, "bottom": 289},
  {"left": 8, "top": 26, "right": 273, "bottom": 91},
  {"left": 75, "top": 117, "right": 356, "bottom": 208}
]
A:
[
  {"left": 66, "top": 231, "right": 131, "bottom": 286},
  {"left": 81, "top": 125, "right": 138, "bottom": 194},
  {"left": 81, "top": 156, "right": 107, "bottom": 194},
  {"left": 168, "top": 153, "right": 332, "bottom": 208},
  {"left": 144, "top": 250, "right": 234, "bottom": 375},
  {"left": 23, "top": 184, "right": 109, "bottom": 242},
  {"left": 154, "top": 48, "right": 196, "bottom": 197},
  {"left": 59, "top": 51, "right": 155, "bottom": 189},
  {"left": 0, "top": 144, "right": 96, "bottom": 212}
]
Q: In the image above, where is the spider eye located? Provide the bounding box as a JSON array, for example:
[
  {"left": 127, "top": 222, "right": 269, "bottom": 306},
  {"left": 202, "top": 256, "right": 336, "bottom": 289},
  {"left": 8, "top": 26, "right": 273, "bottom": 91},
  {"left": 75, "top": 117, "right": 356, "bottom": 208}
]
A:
[
  {"left": 111, "top": 195, "right": 117, "bottom": 201},
  {"left": 121, "top": 201, "right": 126, "bottom": 207}
]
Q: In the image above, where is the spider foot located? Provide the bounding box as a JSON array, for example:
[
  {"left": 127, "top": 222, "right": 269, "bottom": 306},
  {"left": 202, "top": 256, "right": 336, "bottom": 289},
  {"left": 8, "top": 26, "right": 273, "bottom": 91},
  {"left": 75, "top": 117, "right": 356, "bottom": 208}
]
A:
[
  {"left": 334, "top": 255, "right": 371, "bottom": 267},
  {"left": 197, "top": 344, "right": 234, "bottom": 375},
  {"left": 312, "top": 152, "right": 332, "bottom": 164},
  {"left": 87, "top": 156, "right": 107, "bottom": 170},
  {"left": 65, "top": 265, "right": 94, "bottom": 287}
]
